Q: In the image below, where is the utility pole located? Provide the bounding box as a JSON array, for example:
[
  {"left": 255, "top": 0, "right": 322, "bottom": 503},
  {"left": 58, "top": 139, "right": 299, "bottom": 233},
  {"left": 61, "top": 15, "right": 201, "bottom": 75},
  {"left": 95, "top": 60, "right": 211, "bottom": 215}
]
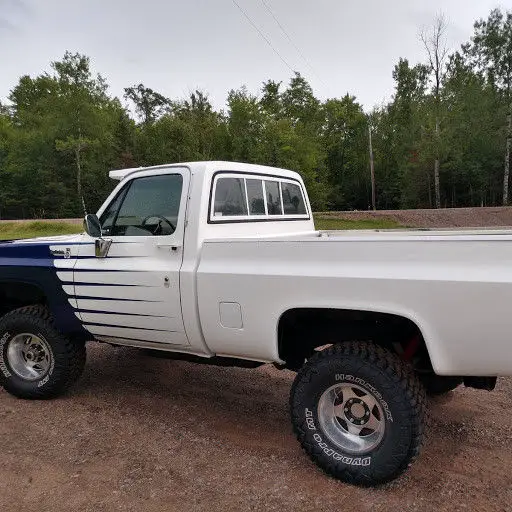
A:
[{"left": 368, "top": 123, "right": 376, "bottom": 211}]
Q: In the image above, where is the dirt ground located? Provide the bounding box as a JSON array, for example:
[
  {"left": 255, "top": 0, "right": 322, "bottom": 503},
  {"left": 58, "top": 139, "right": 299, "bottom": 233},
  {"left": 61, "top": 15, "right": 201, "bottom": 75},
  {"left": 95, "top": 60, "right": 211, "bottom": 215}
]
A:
[{"left": 1, "top": 344, "right": 511, "bottom": 512}]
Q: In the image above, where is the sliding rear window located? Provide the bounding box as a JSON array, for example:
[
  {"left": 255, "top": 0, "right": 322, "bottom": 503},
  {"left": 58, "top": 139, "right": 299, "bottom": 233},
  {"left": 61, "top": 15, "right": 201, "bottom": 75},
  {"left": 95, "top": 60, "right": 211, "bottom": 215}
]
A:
[{"left": 210, "top": 172, "right": 309, "bottom": 222}]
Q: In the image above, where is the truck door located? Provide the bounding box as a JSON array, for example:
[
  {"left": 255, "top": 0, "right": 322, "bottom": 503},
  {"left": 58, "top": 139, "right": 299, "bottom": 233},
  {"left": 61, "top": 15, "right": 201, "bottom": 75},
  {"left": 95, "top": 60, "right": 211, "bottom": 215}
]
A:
[{"left": 74, "top": 168, "right": 190, "bottom": 346}]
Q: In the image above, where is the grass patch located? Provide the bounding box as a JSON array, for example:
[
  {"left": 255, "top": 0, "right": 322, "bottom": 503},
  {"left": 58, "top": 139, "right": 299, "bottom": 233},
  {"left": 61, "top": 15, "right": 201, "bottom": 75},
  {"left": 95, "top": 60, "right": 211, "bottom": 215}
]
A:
[
  {"left": 0, "top": 216, "right": 403, "bottom": 241},
  {"left": 313, "top": 216, "right": 403, "bottom": 231},
  {"left": 0, "top": 221, "right": 82, "bottom": 241}
]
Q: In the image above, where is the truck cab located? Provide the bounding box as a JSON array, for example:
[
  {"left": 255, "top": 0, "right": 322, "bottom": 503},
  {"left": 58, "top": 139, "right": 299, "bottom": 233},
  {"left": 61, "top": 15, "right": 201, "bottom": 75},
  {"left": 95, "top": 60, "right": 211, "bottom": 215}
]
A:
[{"left": 77, "top": 161, "right": 313, "bottom": 355}]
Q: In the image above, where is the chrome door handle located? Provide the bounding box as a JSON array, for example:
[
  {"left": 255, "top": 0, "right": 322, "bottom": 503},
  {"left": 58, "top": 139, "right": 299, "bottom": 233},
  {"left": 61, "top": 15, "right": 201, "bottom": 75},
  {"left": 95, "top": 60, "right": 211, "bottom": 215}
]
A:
[{"left": 157, "top": 242, "right": 181, "bottom": 251}]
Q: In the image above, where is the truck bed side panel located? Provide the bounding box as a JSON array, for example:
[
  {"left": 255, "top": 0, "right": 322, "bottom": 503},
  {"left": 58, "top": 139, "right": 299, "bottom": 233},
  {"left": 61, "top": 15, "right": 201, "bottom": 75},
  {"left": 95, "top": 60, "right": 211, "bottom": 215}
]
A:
[{"left": 197, "top": 236, "right": 512, "bottom": 375}]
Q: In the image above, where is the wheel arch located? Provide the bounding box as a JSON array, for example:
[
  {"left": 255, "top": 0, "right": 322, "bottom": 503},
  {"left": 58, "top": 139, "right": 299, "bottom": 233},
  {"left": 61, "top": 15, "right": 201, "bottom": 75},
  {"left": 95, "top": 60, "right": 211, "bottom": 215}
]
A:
[
  {"left": 277, "top": 305, "right": 437, "bottom": 371},
  {"left": 0, "top": 279, "right": 48, "bottom": 317},
  {"left": 0, "top": 278, "right": 87, "bottom": 340}
]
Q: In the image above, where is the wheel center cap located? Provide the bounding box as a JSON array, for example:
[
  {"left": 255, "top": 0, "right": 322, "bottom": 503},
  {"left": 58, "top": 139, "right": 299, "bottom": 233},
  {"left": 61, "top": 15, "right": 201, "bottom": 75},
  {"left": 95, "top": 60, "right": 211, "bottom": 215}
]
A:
[
  {"left": 344, "top": 397, "right": 371, "bottom": 425},
  {"left": 24, "top": 347, "right": 45, "bottom": 363},
  {"left": 351, "top": 403, "right": 366, "bottom": 418}
]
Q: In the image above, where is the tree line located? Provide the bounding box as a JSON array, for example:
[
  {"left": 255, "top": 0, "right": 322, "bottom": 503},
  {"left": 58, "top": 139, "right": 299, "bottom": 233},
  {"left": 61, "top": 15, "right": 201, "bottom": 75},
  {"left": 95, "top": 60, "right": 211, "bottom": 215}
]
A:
[{"left": 0, "top": 8, "right": 511, "bottom": 219}]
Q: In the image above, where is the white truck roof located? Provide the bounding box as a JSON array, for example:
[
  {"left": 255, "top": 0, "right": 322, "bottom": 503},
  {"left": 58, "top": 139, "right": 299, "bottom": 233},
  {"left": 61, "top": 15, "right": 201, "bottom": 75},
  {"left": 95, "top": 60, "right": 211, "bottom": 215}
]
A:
[{"left": 108, "top": 161, "right": 301, "bottom": 182}]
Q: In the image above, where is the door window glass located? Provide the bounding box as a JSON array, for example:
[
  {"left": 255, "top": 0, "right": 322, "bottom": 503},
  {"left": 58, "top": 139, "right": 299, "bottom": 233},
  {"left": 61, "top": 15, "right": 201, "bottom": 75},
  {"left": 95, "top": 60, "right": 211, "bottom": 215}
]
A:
[{"left": 101, "top": 174, "right": 183, "bottom": 236}]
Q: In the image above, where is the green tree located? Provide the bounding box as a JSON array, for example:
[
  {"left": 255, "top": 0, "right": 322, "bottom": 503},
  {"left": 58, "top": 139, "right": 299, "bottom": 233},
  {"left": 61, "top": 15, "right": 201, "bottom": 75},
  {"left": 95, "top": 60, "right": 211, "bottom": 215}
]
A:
[
  {"left": 282, "top": 72, "right": 320, "bottom": 126},
  {"left": 260, "top": 79, "right": 282, "bottom": 117},
  {"left": 383, "top": 59, "right": 430, "bottom": 207},
  {"left": 226, "top": 86, "right": 264, "bottom": 162},
  {"left": 465, "top": 9, "right": 512, "bottom": 204},
  {"left": 446, "top": 51, "right": 504, "bottom": 205},
  {"left": 321, "top": 95, "right": 368, "bottom": 209},
  {"left": 124, "top": 83, "right": 170, "bottom": 125},
  {"left": 0, "top": 111, "right": 13, "bottom": 218},
  {"left": 4, "top": 52, "right": 129, "bottom": 217}
]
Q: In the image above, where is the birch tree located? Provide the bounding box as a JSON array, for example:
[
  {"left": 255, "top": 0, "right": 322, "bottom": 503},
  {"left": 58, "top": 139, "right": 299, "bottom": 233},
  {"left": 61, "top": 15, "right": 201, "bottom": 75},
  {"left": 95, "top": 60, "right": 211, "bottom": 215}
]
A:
[{"left": 421, "top": 15, "right": 449, "bottom": 208}]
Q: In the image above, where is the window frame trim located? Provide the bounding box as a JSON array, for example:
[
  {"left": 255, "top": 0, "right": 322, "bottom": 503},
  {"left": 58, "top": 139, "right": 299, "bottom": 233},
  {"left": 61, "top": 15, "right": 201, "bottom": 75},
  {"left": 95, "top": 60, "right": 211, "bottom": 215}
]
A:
[{"left": 208, "top": 170, "right": 310, "bottom": 224}]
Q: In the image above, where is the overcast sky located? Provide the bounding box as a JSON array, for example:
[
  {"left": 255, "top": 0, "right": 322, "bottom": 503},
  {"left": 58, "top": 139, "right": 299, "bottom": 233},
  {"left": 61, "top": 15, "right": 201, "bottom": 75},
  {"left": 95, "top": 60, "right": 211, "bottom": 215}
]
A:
[{"left": 0, "top": 0, "right": 508, "bottom": 112}]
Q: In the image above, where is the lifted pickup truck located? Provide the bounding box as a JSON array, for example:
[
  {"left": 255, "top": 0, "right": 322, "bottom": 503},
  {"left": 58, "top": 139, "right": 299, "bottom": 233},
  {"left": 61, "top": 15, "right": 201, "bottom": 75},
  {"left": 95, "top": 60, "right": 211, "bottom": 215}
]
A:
[{"left": 0, "top": 161, "right": 505, "bottom": 486}]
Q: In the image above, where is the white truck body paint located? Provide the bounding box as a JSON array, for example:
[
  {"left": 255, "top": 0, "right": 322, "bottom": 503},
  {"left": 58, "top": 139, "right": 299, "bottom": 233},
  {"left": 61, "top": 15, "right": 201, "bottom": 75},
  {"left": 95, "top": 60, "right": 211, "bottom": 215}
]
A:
[
  {"left": 197, "top": 232, "right": 512, "bottom": 375},
  {"left": 13, "top": 161, "right": 511, "bottom": 376}
]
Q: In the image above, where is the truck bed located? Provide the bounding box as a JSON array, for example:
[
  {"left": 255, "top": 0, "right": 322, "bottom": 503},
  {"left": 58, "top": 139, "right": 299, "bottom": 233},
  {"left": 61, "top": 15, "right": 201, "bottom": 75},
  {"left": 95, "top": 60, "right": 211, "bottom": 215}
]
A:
[{"left": 197, "top": 228, "right": 512, "bottom": 375}]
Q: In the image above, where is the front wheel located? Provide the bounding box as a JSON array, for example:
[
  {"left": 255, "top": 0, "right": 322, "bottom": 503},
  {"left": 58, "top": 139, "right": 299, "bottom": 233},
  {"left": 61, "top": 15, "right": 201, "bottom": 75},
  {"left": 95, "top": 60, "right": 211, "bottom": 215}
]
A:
[
  {"left": 290, "top": 342, "right": 427, "bottom": 486},
  {"left": 0, "top": 306, "right": 86, "bottom": 399}
]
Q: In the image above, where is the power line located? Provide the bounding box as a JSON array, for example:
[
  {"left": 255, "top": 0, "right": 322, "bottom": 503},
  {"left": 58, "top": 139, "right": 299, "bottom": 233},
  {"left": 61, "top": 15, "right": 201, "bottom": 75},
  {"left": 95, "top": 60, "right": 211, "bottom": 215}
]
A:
[
  {"left": 258, "top": 0, "right": 329, "bottom": 89},
  {"left": 230, "top": 0, "right": 295, "bottom": 74}
]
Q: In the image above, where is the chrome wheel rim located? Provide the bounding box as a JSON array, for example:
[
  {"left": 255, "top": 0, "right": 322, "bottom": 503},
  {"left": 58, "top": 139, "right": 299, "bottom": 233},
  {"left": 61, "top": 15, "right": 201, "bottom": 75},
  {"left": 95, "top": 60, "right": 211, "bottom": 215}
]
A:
[
  {"left": 317, "top": 383, "right": 385, "bottom": 454},
  {"left": 6, "top": 333, "right": 53, "bottom": 381}
]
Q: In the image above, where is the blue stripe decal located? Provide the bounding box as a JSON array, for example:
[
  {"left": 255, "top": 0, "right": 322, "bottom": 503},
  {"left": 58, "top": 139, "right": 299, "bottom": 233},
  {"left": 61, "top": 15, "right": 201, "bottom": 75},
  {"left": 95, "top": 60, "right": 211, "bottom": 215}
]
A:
[
  {"left": 96, "top": 334, "right": 177, "bottom": 343},
  {"left": 75, "top": 309, "right": 168, "bottom": 318},
  {"left": 72, "top": 268, "right": 148, "bottom": 273},
  {"left": 22, "top": 242, "right": 92, "bottom": 246},
  {"left": 63, "top": 281, "right": 154, "bottom": 287},
  {"left": 83, "top": 321, "right": 170, "bottom": 331},
  {"left": 52, "top": 256, "right": 138, "bottom": 260},
  {"left": 1, "top": 258, "right": 55, "bottom": 267},
  {"left": 0, "top": 243, "right": 86, "bottom": 260},
  {"left": 73, "top": 295, "right": 163, "bottom": 302}
]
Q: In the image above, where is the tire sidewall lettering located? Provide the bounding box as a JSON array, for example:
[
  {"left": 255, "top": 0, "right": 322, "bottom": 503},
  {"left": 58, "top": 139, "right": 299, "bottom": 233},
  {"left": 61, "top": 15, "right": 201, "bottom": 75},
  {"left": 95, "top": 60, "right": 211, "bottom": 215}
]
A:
[
  {"left": 335, "top": 373, "right": 393, "bottom": 422},
  {"left": 305, "top": 407, "right": 316, "bottom": 430},
  {"left": 36, "top": 333, "right": 54, "bottom": 388},
  {"left": 307, "top": 409, "right": 371, "bottom": 467},
  {"left": 0, "top": 332, "right": 12, "bottom": 378}
]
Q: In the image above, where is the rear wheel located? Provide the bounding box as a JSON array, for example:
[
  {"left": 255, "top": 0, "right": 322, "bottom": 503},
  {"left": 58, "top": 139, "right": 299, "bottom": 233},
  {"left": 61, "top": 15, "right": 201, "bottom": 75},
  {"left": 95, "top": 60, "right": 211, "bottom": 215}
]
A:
[
  {"left": 290, "top": 341, "right": 427, "bottom": 486},
  {"left": 0, "top": 306, "right": 86, "bottom": 399}
]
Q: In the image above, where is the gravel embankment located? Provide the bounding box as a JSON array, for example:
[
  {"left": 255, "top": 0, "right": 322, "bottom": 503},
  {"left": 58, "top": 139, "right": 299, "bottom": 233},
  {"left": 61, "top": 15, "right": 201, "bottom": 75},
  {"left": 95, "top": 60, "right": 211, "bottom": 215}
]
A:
[{"left": 319, "top": 206, "right": 512, "bottom": 228}]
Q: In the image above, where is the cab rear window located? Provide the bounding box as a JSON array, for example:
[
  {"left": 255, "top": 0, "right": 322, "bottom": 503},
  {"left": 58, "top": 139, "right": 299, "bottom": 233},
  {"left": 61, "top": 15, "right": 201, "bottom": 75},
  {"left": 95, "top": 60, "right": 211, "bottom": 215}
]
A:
[{"left": 210, "top": 173, "right": 309, "bottom": 222}]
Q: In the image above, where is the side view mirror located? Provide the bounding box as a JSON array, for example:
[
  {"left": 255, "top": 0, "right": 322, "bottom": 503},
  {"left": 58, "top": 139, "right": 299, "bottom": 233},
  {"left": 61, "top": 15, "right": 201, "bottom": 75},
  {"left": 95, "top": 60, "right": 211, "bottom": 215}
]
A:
[
  {"left": 83, "top": 214, "right": 102, "bottom": 238},
  {"left": 83, "top": 214, "right": 112, "bottom": 258}
]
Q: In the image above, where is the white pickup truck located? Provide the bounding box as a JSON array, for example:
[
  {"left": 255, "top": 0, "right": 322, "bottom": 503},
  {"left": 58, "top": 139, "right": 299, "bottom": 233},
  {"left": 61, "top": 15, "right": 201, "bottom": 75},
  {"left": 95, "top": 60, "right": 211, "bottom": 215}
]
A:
[{"left": 0, "top": 161, "right": 506, "bottom": 486}]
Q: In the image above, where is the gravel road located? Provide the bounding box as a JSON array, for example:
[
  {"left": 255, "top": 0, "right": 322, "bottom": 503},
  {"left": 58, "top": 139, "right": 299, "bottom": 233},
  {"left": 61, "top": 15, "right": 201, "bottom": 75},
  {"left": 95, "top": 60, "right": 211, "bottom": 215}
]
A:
[{"left": 1, "top": 344, "right": 511, "bottom": 512}]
